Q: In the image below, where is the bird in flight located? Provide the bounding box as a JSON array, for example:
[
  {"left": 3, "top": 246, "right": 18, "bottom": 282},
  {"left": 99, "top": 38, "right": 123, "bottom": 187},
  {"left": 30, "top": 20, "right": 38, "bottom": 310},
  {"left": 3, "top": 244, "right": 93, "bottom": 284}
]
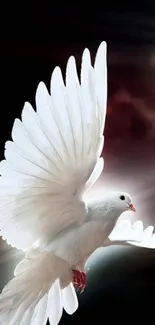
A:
[{"left": 0, "top": 41, "right": 155, "bottom": 325}]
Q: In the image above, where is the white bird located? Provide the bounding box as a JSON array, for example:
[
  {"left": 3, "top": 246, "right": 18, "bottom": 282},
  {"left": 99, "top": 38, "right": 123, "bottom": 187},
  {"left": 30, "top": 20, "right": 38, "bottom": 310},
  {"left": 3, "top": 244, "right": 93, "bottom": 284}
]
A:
[{"left": 0, "top": 41, "right": 154, "bottom": 325}]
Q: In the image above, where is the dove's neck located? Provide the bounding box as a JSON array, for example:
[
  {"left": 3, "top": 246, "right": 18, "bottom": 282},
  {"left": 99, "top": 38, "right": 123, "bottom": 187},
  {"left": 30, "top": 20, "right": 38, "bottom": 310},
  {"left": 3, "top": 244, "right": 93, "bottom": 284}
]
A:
[{"left": 85, "top": 197, "right": 120, "bottom": 223}]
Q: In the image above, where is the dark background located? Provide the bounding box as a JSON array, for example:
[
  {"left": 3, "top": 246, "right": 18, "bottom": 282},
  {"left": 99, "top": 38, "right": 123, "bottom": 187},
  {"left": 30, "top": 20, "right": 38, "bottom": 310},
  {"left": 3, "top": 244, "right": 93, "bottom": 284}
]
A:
[{"left": 1, "top": 2, "right": 155, "bottom": 324}]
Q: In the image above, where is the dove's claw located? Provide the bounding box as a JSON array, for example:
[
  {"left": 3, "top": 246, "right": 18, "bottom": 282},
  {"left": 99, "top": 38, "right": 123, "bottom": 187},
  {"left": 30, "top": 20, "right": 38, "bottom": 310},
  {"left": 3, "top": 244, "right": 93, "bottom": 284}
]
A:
[{"left": 72, "top": 269, "right": 86, "bottom": 292}]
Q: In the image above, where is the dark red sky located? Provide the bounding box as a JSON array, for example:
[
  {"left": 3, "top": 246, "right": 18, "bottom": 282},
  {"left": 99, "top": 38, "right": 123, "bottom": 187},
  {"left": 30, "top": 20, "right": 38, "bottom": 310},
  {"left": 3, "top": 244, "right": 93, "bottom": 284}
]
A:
[{"left": 1, "top": 4, "right": 155, "bottom": 324}]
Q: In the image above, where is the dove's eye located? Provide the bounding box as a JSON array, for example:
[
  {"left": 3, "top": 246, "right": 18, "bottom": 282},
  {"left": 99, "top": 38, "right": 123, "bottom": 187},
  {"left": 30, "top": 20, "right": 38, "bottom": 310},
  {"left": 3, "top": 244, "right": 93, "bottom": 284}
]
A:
[{"left": 120, "top": 195, "right": 125, "bottom": 201}]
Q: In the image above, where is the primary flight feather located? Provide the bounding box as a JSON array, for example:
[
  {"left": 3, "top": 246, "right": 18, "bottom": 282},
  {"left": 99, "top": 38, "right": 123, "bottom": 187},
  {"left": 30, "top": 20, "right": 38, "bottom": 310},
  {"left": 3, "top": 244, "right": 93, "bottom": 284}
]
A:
[{"left": 0, "top": 41, "right": 154, "bottom": 325}]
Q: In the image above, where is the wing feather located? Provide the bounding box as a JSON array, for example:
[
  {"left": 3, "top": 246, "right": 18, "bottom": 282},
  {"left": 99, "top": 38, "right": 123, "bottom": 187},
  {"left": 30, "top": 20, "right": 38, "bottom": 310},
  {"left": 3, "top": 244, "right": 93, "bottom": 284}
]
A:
[
  {"left": 0, "top": 41, "right": 107, "bottom": 250},
  {"left": 106, "top": 219, "right": 155, "bottom": 249}
]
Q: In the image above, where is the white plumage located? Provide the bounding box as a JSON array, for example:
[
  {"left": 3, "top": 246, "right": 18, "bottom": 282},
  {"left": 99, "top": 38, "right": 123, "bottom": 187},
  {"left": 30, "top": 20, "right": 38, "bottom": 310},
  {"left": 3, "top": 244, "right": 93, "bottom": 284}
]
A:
[
  {"left": 0, "top": 42, "right": 106, "bottom": 251},
  {"left": 0, "top": 41, "right": 154, "bottom": 325}
]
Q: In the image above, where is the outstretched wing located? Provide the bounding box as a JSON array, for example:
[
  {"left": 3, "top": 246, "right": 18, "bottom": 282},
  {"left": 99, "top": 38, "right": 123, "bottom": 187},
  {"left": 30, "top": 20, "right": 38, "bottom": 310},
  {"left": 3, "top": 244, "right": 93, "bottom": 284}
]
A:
[
  {"left": 104, "top": 219, "right": 155, "bottom": 248},
  {"left": 0, "top": 41, "right": 107, "bottom": 251}
]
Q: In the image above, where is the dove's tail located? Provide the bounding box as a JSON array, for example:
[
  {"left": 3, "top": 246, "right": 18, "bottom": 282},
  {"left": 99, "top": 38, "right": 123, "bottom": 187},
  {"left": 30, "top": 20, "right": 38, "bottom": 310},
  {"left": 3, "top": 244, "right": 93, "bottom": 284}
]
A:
[{"left": 0, "top": 249, "right": 78, "bottom": 325}]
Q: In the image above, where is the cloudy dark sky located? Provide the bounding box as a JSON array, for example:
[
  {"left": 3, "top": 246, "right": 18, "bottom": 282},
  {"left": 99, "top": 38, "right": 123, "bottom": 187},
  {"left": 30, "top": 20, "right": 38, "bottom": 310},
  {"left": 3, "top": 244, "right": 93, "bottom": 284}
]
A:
[{"left": 1, "top": 3, "right": 155, "bottom": 324}]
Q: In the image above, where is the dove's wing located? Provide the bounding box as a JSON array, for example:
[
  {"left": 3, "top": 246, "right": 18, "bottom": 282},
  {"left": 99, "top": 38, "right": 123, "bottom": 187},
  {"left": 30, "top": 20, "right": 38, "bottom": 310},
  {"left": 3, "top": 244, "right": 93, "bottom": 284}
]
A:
[
  {"left": 0, "top": 41, "right": 107, "bottom": 251},
  {"left": 103, "top": 219, "right": 155, "bottom": 248}
]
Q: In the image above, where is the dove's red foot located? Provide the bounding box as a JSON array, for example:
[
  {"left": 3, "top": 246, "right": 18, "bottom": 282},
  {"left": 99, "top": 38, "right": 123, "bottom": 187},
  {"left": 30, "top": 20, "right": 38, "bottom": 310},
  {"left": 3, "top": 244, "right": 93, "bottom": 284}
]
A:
[{"left": 72, "top": 269, "right": 86, "bottom": 292}]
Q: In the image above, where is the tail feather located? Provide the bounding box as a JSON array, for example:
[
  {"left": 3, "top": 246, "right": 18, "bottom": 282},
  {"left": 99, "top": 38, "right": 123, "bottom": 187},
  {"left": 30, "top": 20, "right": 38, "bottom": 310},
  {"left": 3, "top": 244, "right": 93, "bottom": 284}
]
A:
[
  {"left": 62, "top": 283, "right": 78, "bottom": 315},
  {"left": 0, "top": 284, "right": 46, "bottom": 324},
  {"left": 47, "top": 280, "right": 63, "bottom": 325},
  {"left": 0, "top": 250, "right": 78, "bottom": 325},
  {"left": 29, "top": 293, "right": 48, "bottom": 325}
]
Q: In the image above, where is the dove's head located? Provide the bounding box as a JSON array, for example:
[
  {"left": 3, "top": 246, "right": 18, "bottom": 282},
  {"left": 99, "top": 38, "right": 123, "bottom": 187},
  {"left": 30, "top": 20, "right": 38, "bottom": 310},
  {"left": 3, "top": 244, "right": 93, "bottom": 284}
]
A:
[
  {"left": 108, "top": 191, "right": 136, "bottom": 214},
  {"left": 86, "top": 191, "right": 136, "bottom": 221}
]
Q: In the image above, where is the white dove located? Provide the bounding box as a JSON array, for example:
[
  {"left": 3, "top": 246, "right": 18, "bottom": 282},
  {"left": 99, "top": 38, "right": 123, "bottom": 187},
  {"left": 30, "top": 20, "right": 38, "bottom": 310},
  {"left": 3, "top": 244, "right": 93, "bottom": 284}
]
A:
[{"left": 0, "top": 41, "right": 154, "bottom": 325}]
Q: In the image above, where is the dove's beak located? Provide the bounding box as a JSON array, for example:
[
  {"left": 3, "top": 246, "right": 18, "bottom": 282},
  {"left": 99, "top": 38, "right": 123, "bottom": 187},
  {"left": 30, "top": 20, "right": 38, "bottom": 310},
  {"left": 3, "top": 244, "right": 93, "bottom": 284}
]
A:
[{"left": 129, "top": 203, "right": 136, "bottom": 212}]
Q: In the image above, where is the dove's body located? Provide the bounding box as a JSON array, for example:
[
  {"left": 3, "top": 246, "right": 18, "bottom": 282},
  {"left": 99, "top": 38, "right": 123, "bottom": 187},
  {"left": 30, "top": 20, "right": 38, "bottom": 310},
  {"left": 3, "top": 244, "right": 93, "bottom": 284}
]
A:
[{"left": 46, "top": 197, "right": 120, "bottom": 267}]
